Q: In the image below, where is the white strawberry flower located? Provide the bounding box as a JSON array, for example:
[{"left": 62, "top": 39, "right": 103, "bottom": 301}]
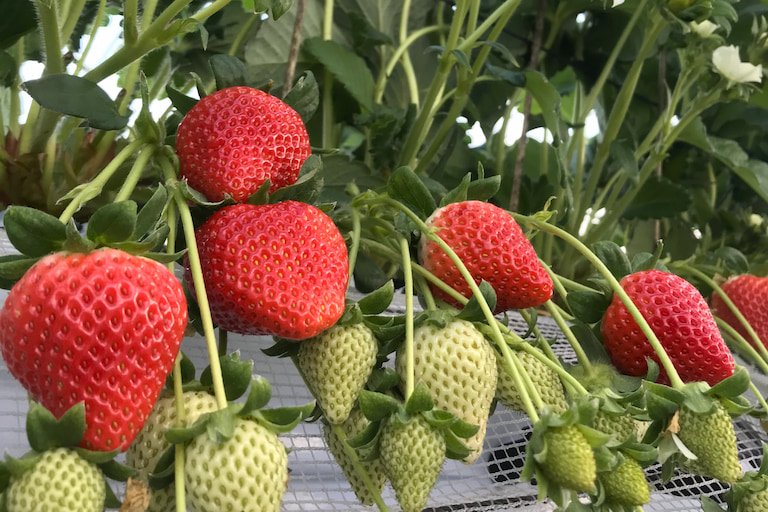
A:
[
  {"left": 712, "top": 45, "right": 764, "bottom": 85},
  {"left": 690, "top": 20, "right": 718, "bottom": 38}
]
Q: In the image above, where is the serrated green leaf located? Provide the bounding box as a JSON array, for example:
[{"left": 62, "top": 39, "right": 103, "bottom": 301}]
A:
[
  {"left": 303, "top": 37, "right": 373, "bottom": 110},
  {"left": 166, "top": 85, "right": 198, "bottom": 116},
  {"left": 457, "top": 280, "right": 496, "bottom": 321},
  {"left": 4, "top": 206, "right": 67, "bottom": 257},
  {"left": 87, "top": 201, "right": 138, "bottom": 245},
  {"left": 357, "top": 280, "right": 395, "bottom": 315},
  {"left": 26, "top": 402, "right": 86, "bottom": 452},
  {"left": 387, "top": 166, "right": 436, "bottom": 219},
  {"left": 358, "top": 390, "right": 401, "bottom": 422},
  {"left": 567, "top": 290, "right": 611, "bottom": 324},
  {"left": 405, "top": 382, "right": 434, "bottom": 415},
  {"left": 283, "top": 71, "right": 319, "bottom": 122},
  {"left": 134, "top": 184, "right": 169, "bottom": 238},
  {"left": 593, "top": 241, "right": 631, "bottom": 280},
  {"left": 210, "top": 54, "right": 247, "bottom": 90},
  {"left": 240, "top": 375, "right": 273, "bottom": 414},
  {"left": 201, "top": 352, "right": 254, "bottom": 401},
  {"left": 22, "top": 75, "right": 129, "bottom": 130}
]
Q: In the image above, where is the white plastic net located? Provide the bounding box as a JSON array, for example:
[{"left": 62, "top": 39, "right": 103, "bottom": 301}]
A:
[{"left": 0, "top": 225, "right": 765, "bottom": 511}]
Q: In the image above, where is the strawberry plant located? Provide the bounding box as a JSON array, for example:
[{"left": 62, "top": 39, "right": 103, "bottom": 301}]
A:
[{"left": 3, "top": 0, "right": 768, "bottom": 511}]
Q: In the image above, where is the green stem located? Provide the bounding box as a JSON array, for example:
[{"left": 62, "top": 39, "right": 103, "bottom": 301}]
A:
[
  {"left": 123, "top": 0, "right": 140, "bottom": 45},
  {"left": 455, "top": 0, "right": 522, "bottom": 54},
  {"left": 321, "top": 0, "right": 335, "bottom": 149},
  {"left": 400, "top": 237, "right": 416, "bottom": 400},
  {"left": 570, "top": 13, "right": 666, "bottom": 235},
  {"left": 228, "top": 14, "right": 259, "bottom": 56},
  {"left": 161, "top": 157, "right": 228, "bottom": 410},
  {"left": 512, "top": 212, "right": 686, "bottom": 389},
  {"left": 544, "top": 301, "right": 593, "bottom": 375},
  {"left": 36, "top": 0, "right": 64, "bottom": 75},
  {"left": 58, "top": 139, "right": 146, "bottom": 222},
  {"left": 191, "top": 0, "right": 232, "bottom": 21},
  {"left": 398, "top": 0, "right": 419, "bottom": 106},
  {"left": 114, "top": 144, "right": 156, "bottom": 202},
  {"left": 74, "top": 0, "right": 107, "bottom": 75},
  {"left": 750, "top": 381, "right": 768, "bottom": 416}
]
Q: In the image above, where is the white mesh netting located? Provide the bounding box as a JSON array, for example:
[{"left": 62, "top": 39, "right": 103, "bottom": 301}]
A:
[{"left": 0, "top": 225, "right": 766, "bottom": 511}]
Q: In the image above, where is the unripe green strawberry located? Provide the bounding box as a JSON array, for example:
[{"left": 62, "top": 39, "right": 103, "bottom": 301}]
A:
[
  {"left": 379, "top": 415, "right": 445, "bottom": 512},
  {"left": 396, "top": 319, "right": 497, "bottom": 463},
  {"left": 298, "top": 323, "right": 378, "bottom": 424},
  {"left": 126, "top": 391, "right": 219, "bottom": 511},
  {"left": 6, "top": 448, "right": 105, "bottom": 512},
  {"left": 733, "top": 475, "right": 768, "bottom": 511},
  {"left": 323, "top": 408, "right": 387, "bottom": 505},
  {"left": 600, "top": 457, "right": 650, "bottom": 507},
  {"left": 495, "top": 349, "right": 567, "bottom": 414},
  {"left": 592, "top": 410, "right": 637, "bottom": 442},
  {"left": 184, "top": 417, "right": 288, "bottom": 512},
  {"left": 540, "top": 425, "right": 597, "bottom": 492},
  {"left": 677, "top": 402, "right": 743, "bottom": 483}
]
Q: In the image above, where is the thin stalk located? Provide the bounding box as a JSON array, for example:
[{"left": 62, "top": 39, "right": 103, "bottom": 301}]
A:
[
  {"left": 41, "top": 130, "right": 57, "bottom": 206},
  {"left": 37, "top": 0, "right": 65, "bottom": 75},
  {"left": 114, "top": 144, "right": 156, "bottom": 202},
  {"left": 162, "top": 157, "right": 228, "bottom": 410},
  {"left": 456, "top": 0, "right": 522, "bottom": 54},
  {"left": 141, "top": 0, "right": 161, "bottom": 31},
  {"left": 373, "top": 26, "right": 443, "bottom": 104},
  {"left": 60, "top": 0, "right": 88, "bottom": 47},
  {"left": 398, "top": 0, "right": 420, "bottom": 106},
  {"left": 415, "top": 274, "right": 438, "bottom": 311},
  {"left": 321, "top": 0, "right": 335, "bottom": 149},
  {"left": 123, "top": 0, "right": 140, "bottom": 45},
  {"left": 398, "top": 0, "right": 470, "bottom": 167},
  {"left": 750, "top": 381, "right": 768, "bottom": 416},
  {"left": 58, "top": 139, "right": 146, "bottom": 222},
  {"left": 347, "top": 207, "right": 362, "bottom": 286},
  {"left": 570, "top": 14, "right": 666, "bottom": 235},
  {"left": 74, "top": 0, "right": 107, "bottom": 75},
  {"left": 544, "top": 300, "right": 593, "bottom": 375},
  {"left": 229, "top": 14, "right": 259, "bottom": 56},
  {"left": 512, "top": 212, "right": 686, "bottom": 389},
  {"left": 400, "top": 238, "right": 416, "bottom": 400},
  {"left": 191, "top": 0, "right": 232, "bottom": 21}
]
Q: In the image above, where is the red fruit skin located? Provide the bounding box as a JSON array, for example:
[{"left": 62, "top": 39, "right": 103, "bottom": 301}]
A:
[
  {"left": 418, "top": 201, "right": 553, "bottom": 312},
  {"left": 187, "top": 201, "right": 349, "bottom": 340},
  {"left": 175, "top": 86, "right": 311, "bottom": 202},
  {"left": 601, "top": 269, "right": 735, "bottom": 386},
  {"left": 0, "top": 249, "right": 187, "bottom": 452},
  {"left": 711, "top": 275, "right": 768, "bottom": 349}
]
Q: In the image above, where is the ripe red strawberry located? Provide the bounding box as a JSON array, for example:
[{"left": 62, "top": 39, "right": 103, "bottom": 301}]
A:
[
  {"left": 187, "top": 201, "right": 348, "bottom": 339},
  {"left": 0, "top": 249, "right": 187, "bottom": 452},
  {"left": 418, "top": 201, "right": 553, "bottom": 313},
  {"left": 175, "top": 86, "right": 311, "bottom": 202},
  {"left": 601, "top": 269, "right": 735, "bottom": 386},
  {"left": 710, "top": 274, "right": 768, "bottom": 349}
]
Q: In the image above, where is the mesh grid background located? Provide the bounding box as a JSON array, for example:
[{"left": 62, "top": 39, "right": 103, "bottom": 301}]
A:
[{"left": 0, "top": 225, "right": 766, "bottom": 511}]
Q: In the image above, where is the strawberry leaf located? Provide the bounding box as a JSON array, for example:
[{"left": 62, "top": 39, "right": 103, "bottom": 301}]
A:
[
  {"left": 421, "top": 409, "right": 456, "bottom": 429},
  {"left": 366, "top": 367, "right": 399, "bottom": 393},
  {"left": 253, "top": 402, "right": 315, "bottom": 433},
  {"left": 240, "top": 375, "right": 273, "bottom": 414},
  {"left": 97, "top": 459, "right": 136, "bottom": 482},
  {"left": 104, "top": 482, "right": 122, "bottom": 509},
  {"left": 269, "top": 155, "right": 323, "bottom": 205},
  {"left": 405, "top": 381, "right": 434, "bottom": 415},
  {"left": 210, "top": 54, "right": 246, "bottom": 91},
  {"left": 706, "top": 365, "right": 750, "bottom": 398},
  {"left": 4, "top": 454, "right": 42, "bottom": 479},
  {"left": 387, "top": 166, "right": 436, "bottom": 220},
  {"left": 27, "top": 402, "right": 86, "bottom": 452},
  {"left": 283, "top": 71, "right": 319, "bottom": 122},
  {"left": 21, "top": 74, "right": 129, "bottom": 130},
  {"left": 457, "top": 280, "right": 496, "bottom": 321},
  {"left": 86, "top": 201, "right": 138, "bottom": 245},
  {"left": 3, "top": 206, "right": 67, "bottom": 257},
  {"left": 443, "top": 429, "right": 472, "bottom": 460},
  {"left": 303, "top": 37, "right": 373, "bottom": 111},
  {"left": 206, "top": 408, "right": 237, "bottom": 443},
  {"left": 134, "top": 184, "right": 169, "bottom": 237},
  {"left": 701, "top": 496, "right": 726, "bottom": 512},
  {"left": 593, "top": 241, "right": 632, "bottom": 280},
  {"left": 74, "top": 447, "right": 121, "bottom": 465},
  {"left": 201, "top": 351, "right": 254, "bottom": 401},
  {"left": 0, "top": 254, "right": 37, "bottom": 286},
  {"left": 448, "top": 417, "right": 480, "bottom": 439},
  {"left": 358, "top": 390, "right": 401, "bottom": 422},
  {"left": 148, "top": 445, "right": 176, "bottom": 490},
  {"left": 165, "top": 414, "right": 210, "bottom": 444},
  {"left": 567, "top": 290, "right": 611, "bottom": 324},
  {"left": 346, "top": 420, "right": 382, "bottom": 461},
  {"left": 353, "top": 251, "right": 390, "bottom": 294},
  {"left": 357, "top": 280, "right": 395, "bottom": 315},
  {"left": 165, "top": 85, "right": 198, "bottom": 115}
]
